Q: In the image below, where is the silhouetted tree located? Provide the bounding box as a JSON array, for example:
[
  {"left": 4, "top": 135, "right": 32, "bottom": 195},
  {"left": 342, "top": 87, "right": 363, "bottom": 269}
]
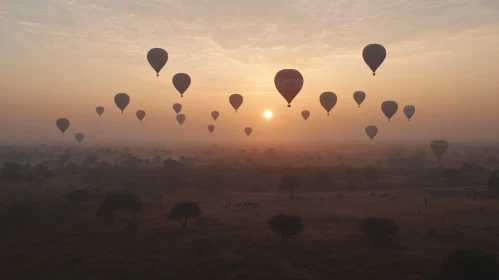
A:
[
  {"left": 97, "top": 191, "right": 142, "bottom": 225},
  {"left": 269, "top": 214, "right": 304, "bottom": 242},
  {"left": 360, "top": 217, "right": 398, "bottom": 245},
  {"left": 363, "top": 166, "right": 380, "bottom": 186},
  {"left": 167, "top": 202, "right": 201, "bottom": 228},
  {"left": 279, "top": 175, "right": 300, "bottom": 197},
  {"left": 0, "top": 162, "right": 22, "bottom": 182},
  {"left": 440, "top": 249, "right": 499, "bottom": 280},
  {"left": 66, "top": 189, "right": 89, "bottom": 206}
]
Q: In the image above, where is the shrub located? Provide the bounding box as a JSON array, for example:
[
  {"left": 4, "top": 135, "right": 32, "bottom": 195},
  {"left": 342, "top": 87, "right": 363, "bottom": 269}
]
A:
[
  {"left": 360, "top": 217, "right": 398, "bottom": 245},
  {"left": 97, "top": 191, "right": 142, "bottom": 224},
  {"left": 440, "top": 249, "right": 499, "bottom": 280},
  {"left": 167, "top": 202, "right": 201, "bottom": 228},
  {"left": 269, "top": 214, "right": 304, "bottom": 242}
]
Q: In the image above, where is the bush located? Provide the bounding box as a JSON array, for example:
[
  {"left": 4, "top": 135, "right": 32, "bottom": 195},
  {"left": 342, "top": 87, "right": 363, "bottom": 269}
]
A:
[
  {"left": 97, "top": 191, "right": 142, "bottom": 224},
  {"left": 279, "top": 175, "right": 300, "bottom": 197},
  {"left": 440, "top": 249, "right": 499, "bottom": 280},
  {"left": 66, "top": 189, "right": 89, "bottom": 205},
  {"left": 360, "top": 217, "right": 398, "bottom": 245},
  {"left": 269, "top": 214, "right": 304, "bottom": 242},
  {"left": 167, "top": 202, "right": 201, "bottom": 228}
]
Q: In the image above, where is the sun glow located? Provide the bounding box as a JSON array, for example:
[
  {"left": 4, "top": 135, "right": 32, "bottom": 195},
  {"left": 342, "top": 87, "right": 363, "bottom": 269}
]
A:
[{"left": 263, "top": 110, "right": 273, "bottom": 120}]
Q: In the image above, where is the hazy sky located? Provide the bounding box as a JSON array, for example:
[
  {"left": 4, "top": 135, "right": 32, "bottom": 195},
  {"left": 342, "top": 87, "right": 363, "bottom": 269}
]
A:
[{"left": 1, "top": 0, "right": 498, "bottom": 146}]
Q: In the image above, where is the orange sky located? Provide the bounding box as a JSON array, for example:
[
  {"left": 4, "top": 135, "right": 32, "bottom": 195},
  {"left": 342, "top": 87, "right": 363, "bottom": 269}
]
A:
[{"left": 0, "top": 0, "right": 498, "bottom": 146}]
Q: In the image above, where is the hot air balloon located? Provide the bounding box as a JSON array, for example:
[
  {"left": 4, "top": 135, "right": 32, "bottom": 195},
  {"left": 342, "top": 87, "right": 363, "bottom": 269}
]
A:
[
  {"left": 363, "top": 44, "right": 386, "bottom": 76},
  {"left": 211, "top": 111, "right": 219, "bottom": 121},
  {"left": 353, "top": 91, "right": 366, "bottom": 107},
  {"left": 147, "top": 48, "right": 168, "bottom": 77},
  {"left": 365, "top": 126, "right": 378, "bottom": 141},
  {"left": 404, "top": 105, "right": 416, "bottom": 121},
  {"left": 176, "top": 114, "right": 186, "bottom": 126},
  {"left": 56, "top": 118, "right": 70, "bottom": 135},
  {"left": 172, "top": 73, "right": 191, "bottom": 97},
  {"left": 320, "top": 92, "right": 338, "bottom": 115},
  {"left": 114, "top": 93, "right": 130, "bottom": 114},
  {"left": 244, "top": 127, "right": 252, "bottom": 137},
  {"left": 208, "top": 125, "right": 215, "bottom": 134},
  {"left": 274, "top": 69, "right": 304, "bottom": 107},
  {"left": 431, "top": 140, "right": 448, "bottom": 158},
  {"left": 75, "top": 133, "right": 84, "bottom": 143},
  {"left": 96, "top": 106, "right": 104, "bottom": 116},
  {"left": 136, "top": 110, "right": 146, "bottom": 122},
  {"left": 229, "top": 94, "right": 243, "bottom": 112},
  {"left": 381, "top": 101, "right": 398, "bottom": 122},
  {"left": 301, "top": 110, "right": 310, "bottom": 121},
  {"left": 173, "top": 103, "right": 182, "bottom": 115}
]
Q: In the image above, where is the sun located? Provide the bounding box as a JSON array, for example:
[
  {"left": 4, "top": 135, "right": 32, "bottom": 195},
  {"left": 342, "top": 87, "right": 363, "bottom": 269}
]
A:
[{"left": 263, "top": 110, "right": 273, "bottom": 120}]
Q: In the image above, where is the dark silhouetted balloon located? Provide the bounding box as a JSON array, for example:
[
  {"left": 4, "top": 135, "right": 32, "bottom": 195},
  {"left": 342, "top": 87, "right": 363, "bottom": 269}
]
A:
[
  {"left": 301, "top": 110, "right": 310, "bottom": 121},
  {"left": 381, "top": 101, "right": 398, "bottom": 122},
  {"left": 172, "top": 73, "right": 191, "bottom": 97},
  {"left": 176, "top": 114, "right": 186, "bottom": 126},
  {"left": 173, "top": 103, "right": 182, "bottom": 115},
  {"left": 353, "top": 91, "right": 366, "bottom": 107},
  {"left": 244, "top": 127, "right": 252, "bottom": 137},
  {"left": 56, "top": 118, "right": 70, "bottom": 135},
  {"left": 75, "top": 133, "right": 84, "bottom": 143},
  {"left": 96, "top": 106, "right": 104, "bottom": 116},
  {"left": 320, "top": 92, "right": 338, "bottom": 115},
  {"left": 363, "top": 44, "right": 386, "bottom": 76},
  {"left": 404, "top": 105, "right": 416, "bottom": 121},
  {"left": 208, "top": 125, "right": 215, "bottom": 134},
  {"left": 229, "top": 94, "right": 243, "bottom": 112},
  {"left": 147, "top": 48, "right": 168, "bottom": 77},
  {"left": 114, "top": 93, "right": 130, "bottom": 114},
  {"left": 365, "top": 126, "right": 378, "bottom": 141},
  {"left": 274, "top": 69, "right": 304, "bottom": 107},
  {"left": 136, "top": 110, "right": 146, "bottom": 122},
  {"left": 431, "top": 140, "right": 448, "bottom": 158},
  {"left": 211, "top": 111, "right": 220, "bottom": 121}
]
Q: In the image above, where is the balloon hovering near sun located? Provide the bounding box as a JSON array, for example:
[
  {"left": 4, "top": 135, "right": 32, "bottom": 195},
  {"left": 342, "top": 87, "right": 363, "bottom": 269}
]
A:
[{"left": 263, "top": 110, "right": 273, "bottom": 120}]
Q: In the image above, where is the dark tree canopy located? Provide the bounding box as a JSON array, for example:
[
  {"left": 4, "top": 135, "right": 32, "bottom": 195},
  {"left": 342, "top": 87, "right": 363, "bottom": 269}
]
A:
[
  {"left": 1, "top": 162, "right": 22, "bottom": 182},
  {"left": 279, "top": 175, "right": 300, "bottom": 197},
  {"left": 167, "top": 202, "right": 201, "bottom": 228},
  {"left": 97, "top": 190, "right": 142, "bottom": 224},
  {"left": 440, "top": 249, "right": 499, "bottom": 280},
  {"left": 269, "top": 214, "right": 304, "bottom": 241},
  {"left": 360, "top": 217, "right": 398, "bottom": 245}
]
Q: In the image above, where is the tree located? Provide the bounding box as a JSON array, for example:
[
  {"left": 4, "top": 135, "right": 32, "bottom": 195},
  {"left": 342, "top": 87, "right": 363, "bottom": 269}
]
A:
[
  {"left": 268, "top": 214, "right": 304, "bottom": 242},
  {"left": 66, "top": 189, "right": 89, "bottom": 206},
  {"left": 167, "top": 202, "right": 201, "bottom": 228},
  {"left": 97, "top": 191, "right": 142, "bottom": 225},
  {"left": 444, "top": 169, "right": 464, "bottom": 186},
  {"left": 279, "top": 175, "right": 300, "bottom": 197},
  {"left": 440, "top": 249, "right": 499, "bottom": 280},
  {"left": 363, "top": 166, "right": 380, "bottom": 186},
  {"left": 0, "top": 162, "right": 22, "bottom": 182},
  {"left": 360, "top": 217, "right": 398, "bottom": 245}
]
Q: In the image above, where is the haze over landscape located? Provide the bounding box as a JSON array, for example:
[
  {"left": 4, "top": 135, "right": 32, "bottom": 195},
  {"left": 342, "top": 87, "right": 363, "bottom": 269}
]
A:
[{"left": 1, "top": 0, "right": 498, "bottom": 145}]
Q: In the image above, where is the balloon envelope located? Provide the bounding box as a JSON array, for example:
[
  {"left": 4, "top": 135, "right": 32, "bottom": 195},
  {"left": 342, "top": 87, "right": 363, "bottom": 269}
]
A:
[
  {"left": 173, "top": 103, "right": 182, "bottom": 115},
  {"left": 56, "top": 118, "right": 70, "bottom": 134},
  {"left": 114, "top": 93, "right": 130, "bottom": 114},
  {"left": 353, "top": 91, "right": 366, "bottom": 107},
  {"left": 320, "top": 92, "right": 338, "bottom": 115},
  {"left": 172, "top": 73, "right": 191, "bottom": 97},
  {"left": 381, "top": 101, "right": 398, "bottom": 122},
  {"left": 208, "top": 125, "right": 215, "bottom": 134},
  {"left": 176, "top": 114, "right": 186, "bottom": 125},
  {"left": 147, "top": 48, "right": 168, "bottom": 76},
  {"left": 301, "top": 110, "right": 310, "bottom": 121},
  {"left": 136, "top": 110, "right": 146, "bottom": 122},
  {"left": 244, "top": 127, "right": 252, "bottom": 136},
  {"left": 96, "top": 106, "right": 104, "bottom": 116},
  {"left": 75, "top": 133, "right": 84, "bottom": 143},
  {"left": 363, "top": 44, "right": 386, "bottom": 76},
  {"left": 431, "top": 140, "right": 448, "bottom": 158},
  {"left": 404, "top": 105, "right": 416, "bottom": 121},
  {"left": 365, "top": 126, "right": 378, "bottom": 140},
  {"left": 229, "top": 94, "right": 243, "bottom": 112},
  {"left": 211, "top": 111, "right": 220, "bottom": 121},
  {"left": 274, "top": 69, "right": 304, "bottom": 107}
]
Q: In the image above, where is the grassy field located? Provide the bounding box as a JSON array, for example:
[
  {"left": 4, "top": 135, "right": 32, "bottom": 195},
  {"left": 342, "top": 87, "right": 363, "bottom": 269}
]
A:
[{"left": 2, "top": 186, "right": 498, "bottom": 280}]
